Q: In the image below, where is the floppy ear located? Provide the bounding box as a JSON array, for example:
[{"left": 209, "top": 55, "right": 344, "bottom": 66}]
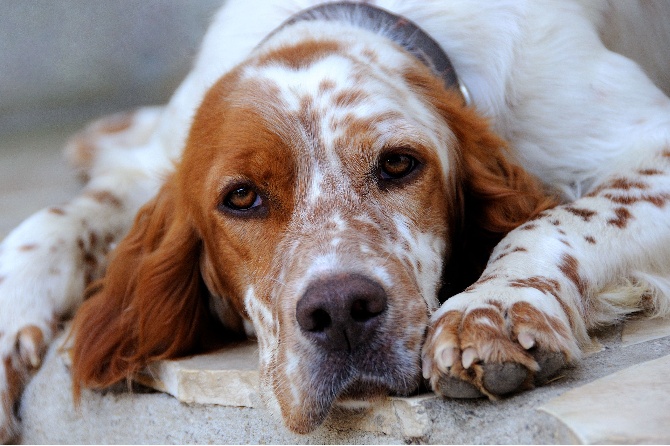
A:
[
  {"left": 410, "top": 74, "right": 558, "bottom": 294},
  {"left": 448, "top": 100, "right": 557, "bottom": 290},
  {"left": 70, "top": 178, "right": 222, "bottom": 396}
]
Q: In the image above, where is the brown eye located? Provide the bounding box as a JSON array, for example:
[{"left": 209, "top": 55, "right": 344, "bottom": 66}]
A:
[
  {"left": 379, "top": 153, "right": 418, "bottom": 180},
  {"left": 223, "top": 186, "right": 262, "bottom": 211}
]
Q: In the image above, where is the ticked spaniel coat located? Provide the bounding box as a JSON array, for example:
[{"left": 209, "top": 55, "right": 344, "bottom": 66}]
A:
[{"left": 2, "top": 0, "right": 670, "bottom": 439}]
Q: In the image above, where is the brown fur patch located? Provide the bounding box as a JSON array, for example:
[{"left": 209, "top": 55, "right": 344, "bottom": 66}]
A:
[
  {"left": 509, "top": 276, "right": 561, "bottom": 298},
  {"left": 19, "top": 244, "right": 37, "bottom": 252},
  {"left": 509, "top": 301, "right": 570, "bottom": 342},
  {"left": 519, "top": 223, "right": 538, "bottom": 231},
  {"left": 486, "top": 300, "right": 505, "bottom": 312},
  {"left": 564, "top": 206, "right": 597, "bottom": 222},
  {"left": 560, "top": 239, "right": 572, "bottom": 248},
  {"left": 361, "top": 47, "right": 378, "bottom": 63},
  {"left": 318, "top": 79, "right": 336, "bottom": 93},
  {"left": 85, "top": 190, "right": 123, "bottom": 208},
  {"left": 584, "top": 235, "right": 596, "bottom": 244},
  {"left": 462, "top": 308, "right": 505, "bottom": 333},
  {"left": 2, "top": 356, "right": 26, "bottom": 435},
  {"left": 607, "top": 207, "right": 633, "bottom": 228},
  {"left": 508, "top": 276, "right": 577, "bottom": 330},
  {"left": 638, "top": 169, "right": 664, "bottom": 176},
  {"left": 89, "top": 232, "right": 98, "bottom": 249},
  {"left": 602, "top": 192, "right": 670, "bottom": 207},
  {"left": 607, "top": 178, "right": 650, "bottom": 190},
  {"left": 333, "top": 89, "right": 369, "bottom": 108},
  {"left": 559, "top": 254, "right": 586, "bottom": 296},
  {"left": 48, "top": 207, "right": 66, "bottom": 215},
  {"left": 257, "top": 39, "right": 342, "bottom": 70},
  {"left": 513, "top": 277, "right": 576, "bottom": 333},
  {"left": 491, "top": 246, "right": 528, "bottom": 263}
]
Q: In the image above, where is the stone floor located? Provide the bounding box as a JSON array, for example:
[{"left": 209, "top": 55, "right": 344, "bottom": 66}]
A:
[{"left": 2, "top": 125, "right": 670, "bottom": 444}]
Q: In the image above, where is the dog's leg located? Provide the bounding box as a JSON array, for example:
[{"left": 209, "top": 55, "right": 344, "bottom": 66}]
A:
[
  {"left": 423, "top": 150, "right": 670, "bottom": 398},
  {"left": 0, "top": 108, "right": 165, "bottom": 442}
]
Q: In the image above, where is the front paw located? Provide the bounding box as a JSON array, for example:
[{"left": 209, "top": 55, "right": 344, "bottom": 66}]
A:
[
  {"left": 1, "top": 324, "right": 49, "bottom": 443},
  {"left": 422, "top": 289, "right": 580, "bottom": 399}
]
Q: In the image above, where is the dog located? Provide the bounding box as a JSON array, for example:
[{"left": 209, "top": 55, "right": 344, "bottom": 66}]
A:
[{"left": 2, "top": 0, "right": 670, "bottom": 440}]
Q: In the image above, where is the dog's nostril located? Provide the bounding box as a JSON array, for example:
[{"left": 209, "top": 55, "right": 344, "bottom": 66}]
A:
[
  {"left": 350, "top": 297, "right": 385, "bottom": 322},
  {"left": 296, "top": 274, "right": 388, "bottom": 351},
  {"left": 307, "top": 308, "right": 332, "bottom": 331}
]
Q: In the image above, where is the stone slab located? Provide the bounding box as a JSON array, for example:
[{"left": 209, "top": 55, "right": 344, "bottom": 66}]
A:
[
  {"left": 136, "top": 341, "right": 261, "bottom": 408},
  {"left": 20, "top": 322, "right": 670, "bottom": 444},
  {"left": 134, "top": 341, "right": 440, "bottom": 437},
  {"left": 622, "top": 315, "right": 670, "bottom": 346},
  {"left": 539, "top": 354, "right": 670, "bottom": 444}
]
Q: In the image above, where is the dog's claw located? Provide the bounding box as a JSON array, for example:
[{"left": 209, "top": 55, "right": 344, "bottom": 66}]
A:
[
  {"left": 17, "top": 325, "right": 46, "bottom": 369},
  {"left": 461, "top": 348, "right": 478, "bottom": 369},
  {"left": 436, "top": 346, "right": 457, "bottom": 372}
]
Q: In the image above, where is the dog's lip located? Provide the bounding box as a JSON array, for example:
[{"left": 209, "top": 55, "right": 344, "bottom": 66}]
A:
[
  {"left": 281, "top": 369, "right": 421, "bottom": 434},
  {"left": 283, "top": 378, "right": 396, "bottom": 434},
  {"left": 339, "top": 379, "right": 395, "bottom": 401}
]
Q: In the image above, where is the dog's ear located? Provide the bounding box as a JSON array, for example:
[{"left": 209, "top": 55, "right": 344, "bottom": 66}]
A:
[
  {"left": 448, "top": 98, "right": 557, "bottom": 291},
  {"left": 406, "top": 70, "right": 557, "bottom": 294},
  {"left": 70, "top": 178, "right": 223, "bottom": 396}
]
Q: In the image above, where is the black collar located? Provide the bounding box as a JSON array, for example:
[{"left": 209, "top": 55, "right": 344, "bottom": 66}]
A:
[{"left": 266, "top": 1, "right": 470, "bottom": 104}]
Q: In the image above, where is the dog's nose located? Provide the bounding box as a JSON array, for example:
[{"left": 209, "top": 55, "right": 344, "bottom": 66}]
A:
[{"left": 296, "top": 274, "right": 388, "bottom": 351}]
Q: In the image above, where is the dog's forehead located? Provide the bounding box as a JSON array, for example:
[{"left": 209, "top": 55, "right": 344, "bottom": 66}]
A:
[{"left": 230, "top": 26, "right": 456, "bottom": 172}]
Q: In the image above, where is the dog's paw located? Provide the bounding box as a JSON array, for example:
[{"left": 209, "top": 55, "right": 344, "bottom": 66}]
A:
[
  {"left": 0, "top": 218, "right": 75, "bottom": 442},
  {"left": 1, "top": 323, "right": 50, "bottom": 443},
  {"left": 421, "top": 287, "right": 580, "bottom": 400}
]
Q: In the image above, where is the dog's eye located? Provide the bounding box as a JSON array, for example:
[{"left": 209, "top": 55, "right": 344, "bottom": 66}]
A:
[
  {"left": 223, "top": 186, "right": 262, "bottom": 212},
  {"left": 379, "top": 153, "right": 418, "bottom": 180}
]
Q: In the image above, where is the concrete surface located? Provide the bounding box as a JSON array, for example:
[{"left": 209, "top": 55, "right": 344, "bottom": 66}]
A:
[{"left": 17, "top": 318, "right": 670, "bottom": 444}]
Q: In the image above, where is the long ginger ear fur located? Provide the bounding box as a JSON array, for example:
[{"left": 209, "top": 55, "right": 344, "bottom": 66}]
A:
[
  {"left": 405, "top": 68, "right": 558, "bottom": 295},
  {"left": 448, "top": 101, "right": 558, "bottom": 292},
  {"left": 70, "top": 178, "right": 218, "bottom": 398}
]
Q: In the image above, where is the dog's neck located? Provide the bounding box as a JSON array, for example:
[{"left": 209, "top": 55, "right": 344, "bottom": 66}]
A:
[{"left": 266, "top": 1, "right": 470, "bottom": 104}]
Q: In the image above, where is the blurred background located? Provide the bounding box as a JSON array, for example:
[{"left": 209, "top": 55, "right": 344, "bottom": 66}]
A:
[
  {"left": 0, "top": 0, "right": 222, "bottom": 236},
  {"left": 0, "top": 0, "right": 223, "bottom": 135}
]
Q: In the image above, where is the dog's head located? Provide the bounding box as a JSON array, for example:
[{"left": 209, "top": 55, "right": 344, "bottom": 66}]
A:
[{"left": 71, "top": 14, "right": 551, "bottom": 433}]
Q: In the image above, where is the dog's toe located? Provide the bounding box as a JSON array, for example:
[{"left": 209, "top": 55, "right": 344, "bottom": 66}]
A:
[
  {"left": 532, "top": 350, "right": 566, "bottom": 384},
  {"left": 434, "top": 375, "right": 484, "bottom": 399},
  {"left": 482, "top": 362, "right": 529, "bottom": 395}
]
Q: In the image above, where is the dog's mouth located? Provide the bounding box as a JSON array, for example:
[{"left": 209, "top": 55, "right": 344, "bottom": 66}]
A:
[
  {"left": 336, "top": 377, "right": 416, "bottom": 404},
  {"left": 270, "top": 335, "right": 423, "bottom": 434}
]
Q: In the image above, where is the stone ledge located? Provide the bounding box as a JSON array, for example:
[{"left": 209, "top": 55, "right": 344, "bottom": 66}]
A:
[
  {"left": 539, "top": 354, "right": 670, "bottom": 444},
  {"left": 136, "top": 341, "right": 261, "bottom": 408},
  {"left": 19, "top": 319, "right": 670, "bottom": 444}
]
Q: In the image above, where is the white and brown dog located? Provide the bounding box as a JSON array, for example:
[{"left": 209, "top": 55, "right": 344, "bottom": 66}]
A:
[{"left": 2, "top": 0, "right": 670, "bottom": 440}]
